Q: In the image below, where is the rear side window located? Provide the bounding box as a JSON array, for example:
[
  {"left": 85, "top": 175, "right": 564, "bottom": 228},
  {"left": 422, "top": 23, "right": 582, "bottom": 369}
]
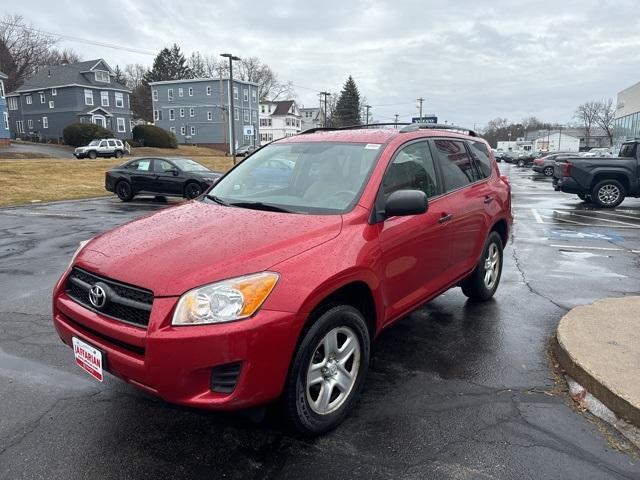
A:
[
  {"left": 468, "top": 141, "right": 492, "bottom": 178},
  {"left": 107, "top": 140, "right": 116, "bottom": 147},
  {"left": 383, "top": 141, "right": 439, "bottom": 199},
  {"left": 433, "top": 139, "right": 481, "bottom": 191},
  {"left": 619, "top": 143, "right": 637, "bottom": 158}
]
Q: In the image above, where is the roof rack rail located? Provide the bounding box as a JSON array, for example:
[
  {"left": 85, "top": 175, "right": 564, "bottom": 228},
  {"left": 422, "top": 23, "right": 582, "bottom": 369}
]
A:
[{"left": 301, "top": 123, "right": 479, "bottom": 137}]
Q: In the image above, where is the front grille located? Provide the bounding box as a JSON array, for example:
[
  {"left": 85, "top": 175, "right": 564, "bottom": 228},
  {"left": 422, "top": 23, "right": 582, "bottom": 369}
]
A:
[
  {"left": 65, "top": 267, "right": 153, "bottom": 328},
  {"left": 211, "top": 363, "right": 242, "bottom": 394}
]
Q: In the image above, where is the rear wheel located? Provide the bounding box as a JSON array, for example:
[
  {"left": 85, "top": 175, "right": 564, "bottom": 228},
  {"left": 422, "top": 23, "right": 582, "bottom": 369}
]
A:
[
  {"left": 517, "top": 160, "right": 525, "bottom": 167},
  {"left": 115, "top": 150, "right": 122, "bottom": 159},
  {"left": 591, "top": 179, "right": 625, "bottom": 208},
  {"left": 543, "top": 166, "right": 554, "bottom": 177},
  {"left": 115, "top": 180, "right": 134, "bottom": 202},
  {"left": 184, "top": 182, "right": 203, "bottom": 199},
  {"left": 461, "top": 231, "right": 503, "bottom": 301},
  {"left": 88, "top": 151, "right": 97, "bottom": 159},
  {"left": 284, "top": 305, "right": 370, "bottom": 435}
]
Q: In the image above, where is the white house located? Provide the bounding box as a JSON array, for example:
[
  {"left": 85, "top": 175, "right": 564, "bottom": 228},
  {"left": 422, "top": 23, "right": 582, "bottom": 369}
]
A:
[
  {"left": 532, "top": 132, "right": 579, "bottom": 152},
  {"left": 300, "top": 106, "right": 325, "bottom": 131},
  {"left": 259, "top": 100, "right": 301, "bottom": 145}
]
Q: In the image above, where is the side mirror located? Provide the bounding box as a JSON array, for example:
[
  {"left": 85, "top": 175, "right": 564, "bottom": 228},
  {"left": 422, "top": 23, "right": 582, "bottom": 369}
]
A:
[
  {"left": 384, "top": 190, "right": 428, "bottom": 217},
  {"left": 167, "top": 168, "right": 179, "bottom": 176}
]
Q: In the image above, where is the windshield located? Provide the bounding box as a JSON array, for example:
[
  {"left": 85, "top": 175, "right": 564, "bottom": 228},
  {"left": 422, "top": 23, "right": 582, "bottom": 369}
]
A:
[
  {"left": 88, "top": 140, "right": 100, "bottom": 146},
  {"left": 207, "top": 142, "right": 381, "bottom": 214},
  {"left": 170, "top": 158, "right": 209, "bottom": 172}
]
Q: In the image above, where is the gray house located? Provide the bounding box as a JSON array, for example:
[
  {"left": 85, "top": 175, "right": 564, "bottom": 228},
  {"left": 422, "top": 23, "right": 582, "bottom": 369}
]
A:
[
  {"left": 150, "top": 78, "right": 259, "bottom": 151},
  {"left": 6, "top": 59, "right": 132, "bottom": 141}
]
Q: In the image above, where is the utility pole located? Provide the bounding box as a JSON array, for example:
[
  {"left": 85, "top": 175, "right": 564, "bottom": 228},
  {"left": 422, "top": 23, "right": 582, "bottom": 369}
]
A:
[
  {"left": 558, "top": 125, "right": 563, "bottom": 150},
  {"left": 417, "top": 97, "right": 424, "bottom": 121},
  {"left": 394, "top": 114, "right": 399, "bottom": 128},
  {"left": 320, "top": 91, "right": 330, "bottom": 127},
  {"left": 221, "top": 53, "right": 241, "bottom": 165},
  {"left": 365, "top": 104, "right": 371, "bottom": 125}
]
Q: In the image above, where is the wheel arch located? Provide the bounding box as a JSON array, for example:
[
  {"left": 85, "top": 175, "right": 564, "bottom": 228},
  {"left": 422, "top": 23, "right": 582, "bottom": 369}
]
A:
[
  {"left": 591, "top": 172, "right": 630, "bottom": 192},
  {"left": 490, "top": 217, "right": 509, "bottom": 247}
]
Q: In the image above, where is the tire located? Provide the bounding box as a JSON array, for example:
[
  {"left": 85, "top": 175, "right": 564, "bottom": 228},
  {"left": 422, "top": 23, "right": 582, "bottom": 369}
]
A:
[
  {"left": 115, "top": 150, "right": 122, "bottom": 159},
  {"left": 517, "top": 160, "right": 525, "bottom": 167},
  {"left": 461, "top": 231, "right": 503, "bottom": 301},
  {"left": 283, "top": 305, "right": 370, "bottom": 436},
  {"left": 543, "top": 166, "right": 554, "bottom": 177},
  {"left": 591, "top": 179, "right": 625, "bottom": 208},
  {"left": 115, "top": 180, "right": 134, "bottom": 202},
  {"left": 88, "top": 151, "right": 97, "bottom": 159},
  {"left": 184, "top": 182, "right": 203, "bottom": 199}
]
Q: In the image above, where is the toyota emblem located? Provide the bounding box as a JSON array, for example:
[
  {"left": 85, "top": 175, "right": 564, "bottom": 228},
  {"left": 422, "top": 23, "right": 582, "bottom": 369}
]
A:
[{"left": 89, "top": 284, "right": 107, "bottom": 309}]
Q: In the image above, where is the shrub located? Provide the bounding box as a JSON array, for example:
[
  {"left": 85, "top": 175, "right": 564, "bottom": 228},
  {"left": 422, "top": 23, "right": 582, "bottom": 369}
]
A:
[
  {"left": 124, "top": 139, "right": 142, "bottom": 148},
  {"left": 63, "top": 122, "right": 114, "bottom": 147},
  {"left": 132, "top": 124, "right": 177, "bottom": 148}
]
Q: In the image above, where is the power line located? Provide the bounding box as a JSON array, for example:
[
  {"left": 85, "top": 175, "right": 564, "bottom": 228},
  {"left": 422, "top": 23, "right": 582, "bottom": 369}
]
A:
[{"left": 0, "top": 20, "right": 156, "bottom": 56}]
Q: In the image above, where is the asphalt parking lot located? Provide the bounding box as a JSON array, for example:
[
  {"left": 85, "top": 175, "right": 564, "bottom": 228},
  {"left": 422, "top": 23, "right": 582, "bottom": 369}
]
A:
[{"left": 1, "top": 166, "right": 639, "bottom": 479}]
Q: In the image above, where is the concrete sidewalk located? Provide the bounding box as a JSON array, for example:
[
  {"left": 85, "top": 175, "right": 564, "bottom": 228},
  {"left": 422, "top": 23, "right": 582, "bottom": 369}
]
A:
[{"left": 555, "top": 296, "right": 640, "bottom": 427}]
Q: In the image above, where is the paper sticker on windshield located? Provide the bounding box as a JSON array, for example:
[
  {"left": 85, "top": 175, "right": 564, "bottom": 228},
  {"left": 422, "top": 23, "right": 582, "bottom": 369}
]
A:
[{"left": 364, "top": 144, "right": 381, "bottom": 150}]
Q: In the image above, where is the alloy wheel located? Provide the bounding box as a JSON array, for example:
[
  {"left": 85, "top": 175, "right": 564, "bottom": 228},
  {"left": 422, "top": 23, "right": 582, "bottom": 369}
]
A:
[
  {"left": 597, "top": 184, "right": 620, "bottom": 205},
  {"left": 483, "top": 243, "right": 500, "bottom": 289},
  {"left": 306, "top": 326, "right": 361, "bottom": 415},
  {"left": 185, "top": 184, "right": 202, "bottom": 199}
]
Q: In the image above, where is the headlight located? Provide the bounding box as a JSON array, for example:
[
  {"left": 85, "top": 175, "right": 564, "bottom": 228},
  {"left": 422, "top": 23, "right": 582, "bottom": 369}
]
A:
[
  {"left": 172, "top": 272, "right": 279, "bottom": 325},
  {"left": 68, "top": 239, "right": 91, "bottom": 269}
]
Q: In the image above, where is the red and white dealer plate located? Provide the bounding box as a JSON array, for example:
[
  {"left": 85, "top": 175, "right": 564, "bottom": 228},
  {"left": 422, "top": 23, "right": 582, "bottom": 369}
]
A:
[{"left": 72, "top": 337, "right": 104, "bottom": 382}]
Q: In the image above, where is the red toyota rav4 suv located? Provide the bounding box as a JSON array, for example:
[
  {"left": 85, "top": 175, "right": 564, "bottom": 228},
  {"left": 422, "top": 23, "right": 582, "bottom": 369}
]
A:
[{"left": 53, "top": 124, "right": 512, "bottom": 435}]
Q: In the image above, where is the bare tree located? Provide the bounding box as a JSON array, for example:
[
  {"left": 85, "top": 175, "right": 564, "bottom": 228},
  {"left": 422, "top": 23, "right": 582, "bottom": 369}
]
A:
[
  {"left": 42, "top": 48, "right": 81, "bottom": 66},
  {"left": 574, "top": 101, "right": 600, "bottom": 148},
  {"left": 0, "top": 14, "right": 59, "bottom": 91},
  {"left": 595, "top": 98, "right": 616, "bottom": 146},
  {"left": 187, "top": 52, "right": 207, "bottom": 78},
  {"left": 124, "top": 63, "right": 148, "bottom": 89}
]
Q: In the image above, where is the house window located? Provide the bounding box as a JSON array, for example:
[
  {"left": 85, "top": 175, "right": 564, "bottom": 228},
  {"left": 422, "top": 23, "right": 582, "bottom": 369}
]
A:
[
  {"left": 244, "top": 110, "right": 249, "bottom": 123},
  {"left": 101, "top": 91, "right": 109, "bottom": 107},
  {"left": 49, "top": 100, "right": 54, "bottom": 109},
  {"left": 252, "top": 90, "right": 257, "bottom": 103},
  {"left": 26, "top": 95, "right": 32, "bottom": 105},
  {"left": 0, "top": 81, "right": 4, "bottom": 98},
  {"left": 190, "top": 126, "right": 196, "bottom": 135},
  {"left": 42, "top": 116, "right": 48, "bottom": 129},
  {"left": 152, "top": 90, "right": 158, "bottom": 101},
  {"left": 117, "top": 117, "right": 126, "bottom": 133},
  {"left": 234, "top": 107, "right": 239, "bottom": 120},
  {"left": 168, "top": 89, "right": 173, "bottom": 101},
  {"left": 115, "top": 92, "right": 124, "bottom": 108},
  {"left": 233, "top": 86, "right": 238, "bottom": 100},
  {"left": 178, "top": 88, "right": 183, "bottom": 97},
  {"left": 51, "top": 88, "right": 57, "bottom": 96},
  {"left": 169, "top": 126, "right": 176, "bottom": 134},
  {"left": 252, "top": 111, "right": 257, "bottom": 122},
  {"left": 243, "top": 89, "right": 248, "bottom": 102},
  {"left": 40, "top": 92, "right": 46, "bottom": 103},
  {"left": 95, "top": 70, "right": 110, "bottom": 83},
  {"left": 188, "top": 87, "right": 193, "bottom": 96},
  {"left": 153, "top": 110, "right": 160, "bottom": 121},
  {"left": 179, "top": 108, "right": 184, "bottom": 118},
  {"left": 16, "top": 120, "right": 24, "bottom": 133},
  {"left": 3, "top": 112, "right": 8, "bottom": 130},
  {"left": 180, "top": 126, "right": 186, "bottom": 135},
  {"left": 169, "top": 109, "right": 175, "bottom": 120},
  {"left": 84, "top": 89, "right": 94, "bottom": 106},
  {"left": 207, "top": 111, "right": 212, "bottom": 121},
  {"left": 27, "top": 119, "right": 33, "bottom": 129},
  {"left": 189, "top": 108, "right": 195, "bottom": 117},
  {"left": 206, "top": 86, "right": 211, "bottom": 95},
  {"left": 260, "top": 105, "right": 265, "bottom": 113}
]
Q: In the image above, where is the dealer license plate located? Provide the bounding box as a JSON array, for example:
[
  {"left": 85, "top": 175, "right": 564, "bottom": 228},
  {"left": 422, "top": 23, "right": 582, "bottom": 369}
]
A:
[{"left": 72, "top": 337, "right": 104, "bottom": 382}]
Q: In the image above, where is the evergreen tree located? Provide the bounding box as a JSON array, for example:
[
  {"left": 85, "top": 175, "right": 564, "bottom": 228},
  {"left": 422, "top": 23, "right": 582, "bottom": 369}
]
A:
[
  {"left": 143, "top": 44, "right": 193, "bottom": 83},
  {"left": 333, "top": 76, "right": 361, "bottom": 127},
  {"left": 113, "top": 64, "right": 127, "bottom": 87}
]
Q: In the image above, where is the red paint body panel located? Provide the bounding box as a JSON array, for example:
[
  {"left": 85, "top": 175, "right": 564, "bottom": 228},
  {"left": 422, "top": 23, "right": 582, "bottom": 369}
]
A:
[{"left": 53, "top": 127, "right": 512, "bottom": 409}]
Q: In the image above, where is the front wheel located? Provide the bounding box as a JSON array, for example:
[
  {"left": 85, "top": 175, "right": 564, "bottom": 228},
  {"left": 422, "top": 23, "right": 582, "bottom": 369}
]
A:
[
  {"left": 591, "top": 180, "right": 625, "bottom": 208},
  {"left": 461, "top": 231, "right": 503, "bottom": 301},
  {"left": 283, "top": 305, "right": 370, "bottom": 435},
  {"left": 88, "top": 151, "right": 97, "bottom": 159},
  {"left": 184, "top": 182, "right": 203, "bottom": 199},
  {"left": 543, "top": 166, "right": 554, "bottom": 177}
]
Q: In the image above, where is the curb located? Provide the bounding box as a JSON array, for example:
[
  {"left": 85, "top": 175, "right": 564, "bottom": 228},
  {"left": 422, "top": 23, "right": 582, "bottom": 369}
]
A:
[{"left": 555, "top": 302, "right": 640, "bottom": 427}]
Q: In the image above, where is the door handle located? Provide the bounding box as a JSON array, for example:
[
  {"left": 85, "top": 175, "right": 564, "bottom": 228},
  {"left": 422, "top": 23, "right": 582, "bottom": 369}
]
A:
[
  {"left": 484, "top": 196, "right": 494, "bottom": 204},
  {"left": 438, "top": 213, "right": 453, "bottom": 224}
]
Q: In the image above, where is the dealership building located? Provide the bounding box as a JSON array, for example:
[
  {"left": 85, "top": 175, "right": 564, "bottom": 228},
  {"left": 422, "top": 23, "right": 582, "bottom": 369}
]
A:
[{"left": 614, "top": 81, "right": 640, "bottom": 148}]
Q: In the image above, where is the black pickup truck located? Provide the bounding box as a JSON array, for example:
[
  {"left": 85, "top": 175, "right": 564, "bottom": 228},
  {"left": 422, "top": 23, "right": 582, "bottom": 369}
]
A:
[{"left": 553, "top": 141, "right": 640, "bottom": 208}]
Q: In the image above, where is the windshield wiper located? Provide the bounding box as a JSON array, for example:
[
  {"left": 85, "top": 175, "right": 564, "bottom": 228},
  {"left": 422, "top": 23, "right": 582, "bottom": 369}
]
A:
[
  {"left": 227, "top": 201, "right": 294, "bottom": 213},
  {"left": 205, "top": 194, "right": 229, "bottom": 206}
]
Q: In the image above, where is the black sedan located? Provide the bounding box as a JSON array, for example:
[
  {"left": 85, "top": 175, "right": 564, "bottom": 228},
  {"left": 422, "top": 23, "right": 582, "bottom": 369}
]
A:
[{"left": 105, "top": 157, "right": 222, "bottom": 202}]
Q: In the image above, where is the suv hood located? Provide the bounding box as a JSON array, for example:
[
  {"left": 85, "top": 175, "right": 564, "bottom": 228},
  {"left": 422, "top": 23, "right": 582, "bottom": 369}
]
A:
[{"left": 75, "top": 201, "right": 343, "bottom": 296}]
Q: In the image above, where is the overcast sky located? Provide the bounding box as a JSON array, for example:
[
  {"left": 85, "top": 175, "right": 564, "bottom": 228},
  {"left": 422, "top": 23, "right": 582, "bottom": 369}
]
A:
[{"left": 7, "top": 0, "right": 640, "bottom": 127}]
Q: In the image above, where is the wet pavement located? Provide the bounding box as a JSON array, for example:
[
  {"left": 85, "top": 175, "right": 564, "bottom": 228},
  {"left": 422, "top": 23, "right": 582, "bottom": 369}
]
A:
[{"left": 1, "top": 167, "right": 639, "bottom": 479}]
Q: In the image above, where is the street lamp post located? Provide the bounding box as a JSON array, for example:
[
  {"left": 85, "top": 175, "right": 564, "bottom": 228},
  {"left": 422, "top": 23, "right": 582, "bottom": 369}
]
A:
[{"left": 221, "top": 53, "right": 241, "bottom": 165}]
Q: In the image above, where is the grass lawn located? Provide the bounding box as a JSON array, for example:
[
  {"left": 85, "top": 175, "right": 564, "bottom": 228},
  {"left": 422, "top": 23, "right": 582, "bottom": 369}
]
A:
[{"left": 0, "top": 145, "right": 235, "bottom": 207}]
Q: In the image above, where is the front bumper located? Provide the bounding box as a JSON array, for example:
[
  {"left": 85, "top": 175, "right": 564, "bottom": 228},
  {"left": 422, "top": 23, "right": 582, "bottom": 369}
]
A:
[{"left": 53, "top": 279, "right": 301, "bottom": 410}]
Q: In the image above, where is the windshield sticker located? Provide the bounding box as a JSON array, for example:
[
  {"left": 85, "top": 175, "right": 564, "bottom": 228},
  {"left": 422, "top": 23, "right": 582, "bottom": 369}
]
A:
[{"left": 364, "top": 144, "right": 381, "bottom": 150}]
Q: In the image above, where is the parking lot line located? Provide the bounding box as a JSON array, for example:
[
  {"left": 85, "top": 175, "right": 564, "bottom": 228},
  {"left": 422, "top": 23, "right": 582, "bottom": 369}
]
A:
[
  {"left": 531, "top": 208, "right": 544, "bottom": 224},
  {"left": 549, "top": 244, "right": 623, "bottom": 251},
  {"left": 594, "top": 210, "right": 640, "bottom": 221},
  {"left": 553, "top": 210, "right": 639, "bottom": 226}
]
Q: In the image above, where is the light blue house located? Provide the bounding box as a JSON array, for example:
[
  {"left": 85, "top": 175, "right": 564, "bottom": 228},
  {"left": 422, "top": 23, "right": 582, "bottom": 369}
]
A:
[{"left": 0, "top": 70, "right": 9, "bottom": 145}]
